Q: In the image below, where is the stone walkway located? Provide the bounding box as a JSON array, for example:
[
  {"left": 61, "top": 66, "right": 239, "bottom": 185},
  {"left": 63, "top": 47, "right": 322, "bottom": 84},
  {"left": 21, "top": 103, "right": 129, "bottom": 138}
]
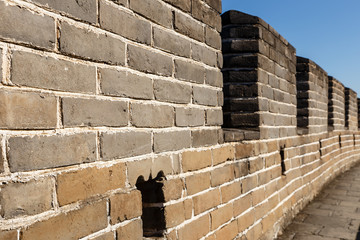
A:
[{"left": 277, "top": 162, "right": 360, "bottom": 240}]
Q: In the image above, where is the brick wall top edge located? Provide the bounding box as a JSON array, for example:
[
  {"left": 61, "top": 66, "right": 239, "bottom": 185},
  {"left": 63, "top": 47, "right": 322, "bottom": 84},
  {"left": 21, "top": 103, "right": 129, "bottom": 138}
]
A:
[
  {"left": 296, "top": 56, "right": 327, "bottom": 75},
  {"left": 345, "top": 87, "right": 357, "bottom": 96},
  {"left": 328, "top": 76, "right": 345, "bottom": 88},
  {"left": 222, "top": 10, "right": 295, "bottom": 49}
]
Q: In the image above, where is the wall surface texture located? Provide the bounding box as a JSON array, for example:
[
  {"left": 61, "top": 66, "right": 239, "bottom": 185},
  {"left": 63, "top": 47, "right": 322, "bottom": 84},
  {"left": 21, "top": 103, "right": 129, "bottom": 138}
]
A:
[{"left": 0, "top": 1, "right": 359, "bottom": 240}]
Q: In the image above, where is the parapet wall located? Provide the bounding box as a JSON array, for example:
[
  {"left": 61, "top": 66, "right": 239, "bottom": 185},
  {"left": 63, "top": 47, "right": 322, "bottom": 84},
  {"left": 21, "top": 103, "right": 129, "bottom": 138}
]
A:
[
  {"left": 296, "top": 57, "right": 328, "bottom": 134},
  {"left": 0, "top": 2, "right": 359, "bottom": 240}
]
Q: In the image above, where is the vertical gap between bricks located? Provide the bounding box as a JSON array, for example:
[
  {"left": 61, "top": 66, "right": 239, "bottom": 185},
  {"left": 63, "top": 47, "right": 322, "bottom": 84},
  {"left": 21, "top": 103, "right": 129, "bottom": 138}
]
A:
[
  {"left": 55, "top": 19, "right": 61, "bottom": 52},
  {"left": 52, "top": 176, "right": 60, "bottom": 210},
  {"left": 96, "top": 131, "right": 101, "bottom": 161},
  {"left": 1, "top": 136, "right": 10, "bottom": 174},
  {"left": 96, "top": 0, "right": 100, "bottom": 27},
  {"left": 96, "top": 66, "right": 101, "bottom": 95},
  {"left": 3, "top": 46, "right": 12, "bottom": 85},
  {"left": 57, "top": 96, "right": 63, "bottom": 129}
]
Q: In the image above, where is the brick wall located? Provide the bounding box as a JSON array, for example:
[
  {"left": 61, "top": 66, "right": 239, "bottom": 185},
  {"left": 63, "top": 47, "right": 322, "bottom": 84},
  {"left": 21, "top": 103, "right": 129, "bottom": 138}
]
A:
[
  {"left": 345, "top": 88, "right": 358, "bottom": 130},
  {"left": 328, "top": 76, "right": 345, "bottom": 131},
  {"left": 296, "top": 57, "right": 328, "bottom": 134},
  {"left": 222, "top": 11, "right": 297, "bottom": 140},
  {"left": 0, "top": 2, "right": 360, "bottom": 240}
]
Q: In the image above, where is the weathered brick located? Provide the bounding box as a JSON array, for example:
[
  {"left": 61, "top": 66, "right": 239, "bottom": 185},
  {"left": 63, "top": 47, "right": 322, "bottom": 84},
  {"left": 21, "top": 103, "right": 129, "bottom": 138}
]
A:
[
  {"left": 0, "top": 178, "right": 52, "bottom": 218},
  {"left": 110, "top": 190, "right": 142, "bottom": 224},
  {"left": 33, "top": 0, "right": 97, "bottom": 23},
  {"left": 130, "top": 0, "right": 172, "bottom": 28},
  {"left": 154, "top": 79, "right": 191, "bottom": 104},
  {"left": 99, "top": 0, "right": 151, "bottom": 44},
  {"left": 206, "top": 68, "right": 223, "bottom": 87},
  {"left": 184, "top": 199, "right": 193, "bottom": 219},
  {"left": 221, "top": 181, "right": 241, "bottom": 203},
  {"left": 174, "top": 59, "right": 205, "bottom": 84},
  {"left": 212, "top": 146, "right": 234, "bottom": 166},
  {"left": 205, "top": 26, "right": 221, "bottom": 49},
  {"left": 235, "top": 143, "right": 257, "bottom": 159},
  {"left": 211, "top": 165, "right": 234, "bottom": 187},
  {"left": 193, "top": 86, "right": 218, "bottom": 106},
  {"left": 21, "top": 201, "right": 107, "bottom": 240},
  {"left": 0, "top": 1, "right": 55, "bottom": 50},
  {"left": 57, "top": 163, "right": 126, "bottom": 206},
  {"left": 237, "top": 209, "right": 255, "bottom": 233},
  {"left": 154, "top": 130, "right": 191, "bottom": 153},
  {"left": 185, "top": 172, "right": 211, "bottom": 195},
  {"left": 206, "top": 109, "right": 223, "bottom": 126},
  {"left": 152, "top": 155, "right": 173, "bottom": 177},
  {"left": 176, "top": 107, "right": 205, "bottom": 127},
  {"left": 211, "top": 203, "right": 233, "bottom": 230},
  {"left": 163, "top": 0, "right": 191, "bottom": 12},
  {"left": 0, "top": 90, "right": 57, "bottom": 129},
  {"left": 128, "top": 44, "right": 173, "bottom": 76},
  {"left": 215, "top": 220, "right": 238, "bottom": 240},
  {"left": 192, "top": 129, "right": 219, "bottom": 147},
  {"left": 59, "top": 21, "right": 125, "bottom": 65},
  {"left": 192, "top": 0, "right": 221, "bottom": 31},
  {"left": 11, "top": 51, "right": 96, "bottom": 93},
  {"left": 174, "top": 11, "right": 204, "bottom": 41},
  {"left": 131, "top": 103, "right": 174, "bottom": 128},
  {"left": 182, "top": 150, "right": 212, "bottom": 172},
  {"left": 8, "top": 133, "right": 96, "bottom": 172},
  {"left": 153, "top": 26, "right": 191, "bottom": 57},
  {"left": 127, "top": 158, "right": 152, "bottom": 186},
  {"left": 193, "top": 189, "right": 221, "bottom": 215},
  {"left": 192, "top": 42, "right": 217, "bottom": 67},
  {"left": 0, "top": 230, "right": 17, "bottom": 239},
  {"left": 178, "top": 214, "right": 210, "bottom": 240},
  {"left": 99, "top": 68, "right": 153, "bottom": 99},
  {"left": 62, "top": 98, "right": 128, "bottom": 127},
  {"left": 163, "top": 178, "right": 184, "bottom": 201},
  {"left": 117, "top": 219, "right": 143, "bottom": 240},
  {"left": 165, "top": 202, "right": 185, "bottom": 227},
  {"left": 101, "top": 131, "right": 152, "bottom": 160}
]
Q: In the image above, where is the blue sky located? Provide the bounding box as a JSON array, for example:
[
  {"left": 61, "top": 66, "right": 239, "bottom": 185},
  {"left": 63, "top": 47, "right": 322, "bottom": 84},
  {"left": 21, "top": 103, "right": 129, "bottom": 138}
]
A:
[{"left": 222, "top": 0, "right": 360, "bottom": 95}]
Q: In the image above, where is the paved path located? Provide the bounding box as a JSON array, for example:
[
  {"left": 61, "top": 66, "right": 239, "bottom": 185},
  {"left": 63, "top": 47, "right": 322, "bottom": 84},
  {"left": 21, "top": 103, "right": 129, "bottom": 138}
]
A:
[{"left": 277, "top": 162, "right": 360, "bottom": 240}]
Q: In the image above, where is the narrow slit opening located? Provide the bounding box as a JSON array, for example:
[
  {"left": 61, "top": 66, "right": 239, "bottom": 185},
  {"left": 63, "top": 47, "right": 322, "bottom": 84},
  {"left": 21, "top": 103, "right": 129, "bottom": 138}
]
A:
[{"left": 136, "top": 172, "right": 166, "bottom": 238}]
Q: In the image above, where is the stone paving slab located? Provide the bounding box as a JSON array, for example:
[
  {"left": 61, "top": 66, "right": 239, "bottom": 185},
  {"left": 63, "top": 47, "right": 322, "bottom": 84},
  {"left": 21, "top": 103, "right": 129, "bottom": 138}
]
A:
[{"left": 277, "top": 163, "right": 360, "bottom": 240}]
